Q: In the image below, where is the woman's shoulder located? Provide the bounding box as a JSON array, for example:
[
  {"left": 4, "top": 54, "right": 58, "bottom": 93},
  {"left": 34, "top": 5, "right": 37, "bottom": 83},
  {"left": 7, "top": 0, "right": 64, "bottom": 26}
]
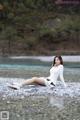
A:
[
  {"left": 60, "top": 64, "right": 63, "bottom": 66},
  {"left": 51, "top": 64, "right": 64, "bottom": 68},
  {"left": 59, "top": 64, "right": 64, "bottom": 68}
]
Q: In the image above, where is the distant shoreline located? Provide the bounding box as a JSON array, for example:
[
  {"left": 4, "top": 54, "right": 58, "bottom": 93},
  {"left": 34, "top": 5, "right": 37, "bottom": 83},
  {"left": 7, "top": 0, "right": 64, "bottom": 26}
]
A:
[{"left": 8, "top": 55, "right": 80, "bottom": 62}]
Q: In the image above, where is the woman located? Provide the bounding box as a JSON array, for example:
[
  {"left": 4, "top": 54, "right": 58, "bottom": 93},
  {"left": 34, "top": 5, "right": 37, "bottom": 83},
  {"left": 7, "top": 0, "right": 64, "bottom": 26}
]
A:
[{"left": 8, "top": 56, "right": 67, "bottom": 90}]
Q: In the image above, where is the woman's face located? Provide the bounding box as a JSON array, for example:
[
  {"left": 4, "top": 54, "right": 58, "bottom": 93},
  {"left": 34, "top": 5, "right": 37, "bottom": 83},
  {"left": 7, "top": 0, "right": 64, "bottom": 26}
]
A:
[{"left": 55, "top": 57, "right": 61, "bottom": 65}]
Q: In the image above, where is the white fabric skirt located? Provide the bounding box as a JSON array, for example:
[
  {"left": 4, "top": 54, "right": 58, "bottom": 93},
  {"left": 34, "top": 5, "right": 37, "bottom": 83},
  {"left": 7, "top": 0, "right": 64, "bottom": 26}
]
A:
[{"left": 38, "top": 77, "right": 55, "bottom": 87}]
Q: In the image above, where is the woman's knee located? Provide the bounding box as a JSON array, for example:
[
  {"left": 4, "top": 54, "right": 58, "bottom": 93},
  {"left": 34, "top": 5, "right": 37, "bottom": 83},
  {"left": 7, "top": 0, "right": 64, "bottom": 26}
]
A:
[{"left": 32, "top": 77, "right": 38, "bottom": 81}]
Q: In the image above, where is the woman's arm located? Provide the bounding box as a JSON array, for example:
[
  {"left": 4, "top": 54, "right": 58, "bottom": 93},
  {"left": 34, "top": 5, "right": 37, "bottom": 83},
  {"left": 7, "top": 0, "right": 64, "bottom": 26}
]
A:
[{"left": 59, "top": 65, "right": 67, "bottom": 87}]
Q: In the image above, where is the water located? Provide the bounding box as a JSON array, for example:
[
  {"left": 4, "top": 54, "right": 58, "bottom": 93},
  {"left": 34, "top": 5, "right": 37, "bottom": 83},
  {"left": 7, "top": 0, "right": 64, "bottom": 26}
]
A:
[{"left": 0, "top": 57, "right": 80, "bottom": 120}]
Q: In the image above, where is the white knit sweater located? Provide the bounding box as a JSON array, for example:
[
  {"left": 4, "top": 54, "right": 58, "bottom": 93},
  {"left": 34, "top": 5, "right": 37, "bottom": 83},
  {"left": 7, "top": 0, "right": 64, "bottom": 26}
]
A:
[{"left": 47, "top": 64, "right": 66, "bottom": 87}]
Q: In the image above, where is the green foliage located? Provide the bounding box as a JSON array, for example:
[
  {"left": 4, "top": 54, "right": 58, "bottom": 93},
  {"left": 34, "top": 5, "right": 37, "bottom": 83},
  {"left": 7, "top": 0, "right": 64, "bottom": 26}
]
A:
[{"left": 0, "top": 0, "right": 80, "bottom": 55}]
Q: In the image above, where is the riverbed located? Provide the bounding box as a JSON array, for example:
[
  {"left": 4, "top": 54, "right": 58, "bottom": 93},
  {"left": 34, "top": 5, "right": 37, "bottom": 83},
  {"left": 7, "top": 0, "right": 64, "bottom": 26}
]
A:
[{"left": 0, "top": 56, "right": 80, "bottom": 120}]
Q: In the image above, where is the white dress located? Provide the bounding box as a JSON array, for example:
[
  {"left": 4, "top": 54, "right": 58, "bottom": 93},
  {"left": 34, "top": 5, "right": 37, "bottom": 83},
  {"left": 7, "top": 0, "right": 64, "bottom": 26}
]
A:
[{"left": 39, "top": 64, "right": 66, "bottom": 87}]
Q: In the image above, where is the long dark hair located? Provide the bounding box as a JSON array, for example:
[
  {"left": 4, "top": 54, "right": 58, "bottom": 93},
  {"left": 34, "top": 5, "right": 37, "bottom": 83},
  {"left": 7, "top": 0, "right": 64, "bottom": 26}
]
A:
[{"left": 52, "top": 56, "right": 63, "bottom": 66}]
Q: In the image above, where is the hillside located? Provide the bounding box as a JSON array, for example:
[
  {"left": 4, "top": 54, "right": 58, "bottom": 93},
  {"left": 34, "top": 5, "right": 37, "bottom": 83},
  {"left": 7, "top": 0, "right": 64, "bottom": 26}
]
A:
[{"left": 0, "top": 1, "right": 80, "bottom": 56}]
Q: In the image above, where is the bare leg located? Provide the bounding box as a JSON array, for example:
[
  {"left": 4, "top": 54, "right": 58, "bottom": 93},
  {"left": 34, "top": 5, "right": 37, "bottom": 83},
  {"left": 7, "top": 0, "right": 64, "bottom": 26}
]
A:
[
  {"left": 21, "top": 77, "right": 46, "bottom": 86},
  {"left": 8, "top": 77, "right": 46, "bottom": 90}
]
